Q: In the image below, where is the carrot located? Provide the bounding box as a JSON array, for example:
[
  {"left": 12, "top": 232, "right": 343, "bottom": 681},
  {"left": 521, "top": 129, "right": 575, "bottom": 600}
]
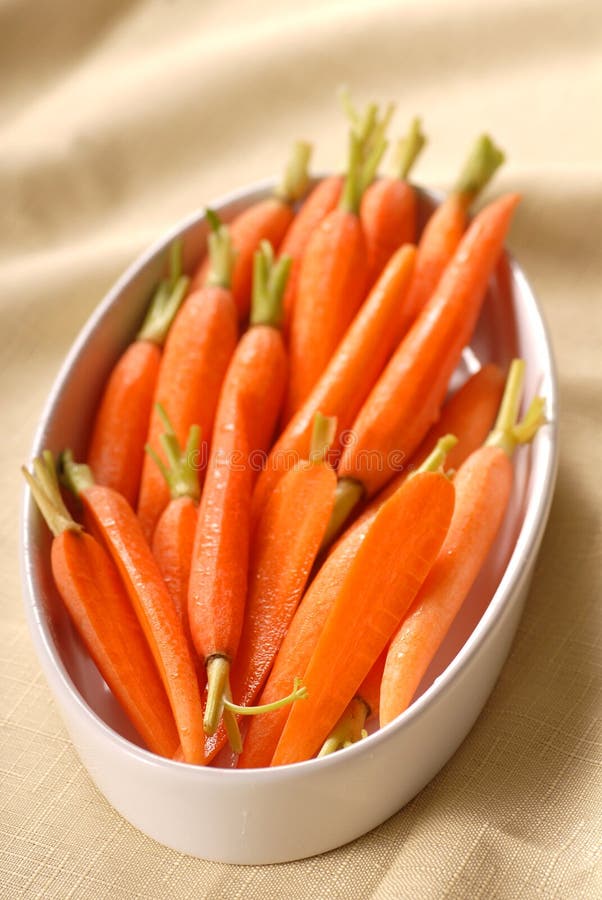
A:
[
  {"left": 87, "top": 242, "right": 189, "bottom": 507},
  {"left": 191, "top": 142, "right": 312, "bottom": 320},
  {"left": 252, "top": 243, "right": 417, "bottom": 526},
  {"left": 280, "top": 175, "right": 344, "bottom": 335},
  {"left": 60, "top": 452, "right": 205, "bottom": 765},
  {"left": 334, "top": 191, "right": 521, "bottom": 530},
  {"left": 241, "top": 438, "right": 455, "bottom": 768},
  {"left": 204, "top": 414, "right": 337, "bottom": 763},
  {"left": 147, "top": 408, "right": 201, "bottom": 644},
  {"left": 22, "top": 453, "right": 180, "bottom": 759},
  {"left": 360, "top": 117, "right": 426, "bottom": 286},
  {"left": 380, "top": 360, "right": 546, "bottom": 725},
  {"left": 137, "top": 213, "right": 238, "bottom": 542},
  {"left": 399, "top": 135, "right": 505, "bottom": 339},
  {"left": 341, "top": 362, "right": 505, "bottom": 540},
  {"left": 271, "top": 470, "right": 455, "bottom": 765},
  {"left": 188, "top": 241, "right": 293, "bottom": 748},
  {"left": 284, "top": 106, "right": 391, "bottom": 421}
]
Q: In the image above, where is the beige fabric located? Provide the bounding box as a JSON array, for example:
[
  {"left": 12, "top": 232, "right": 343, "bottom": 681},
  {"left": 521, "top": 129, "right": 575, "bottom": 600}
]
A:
[{"left": 2, "top": 0, "right": 601, "bottom": 896}]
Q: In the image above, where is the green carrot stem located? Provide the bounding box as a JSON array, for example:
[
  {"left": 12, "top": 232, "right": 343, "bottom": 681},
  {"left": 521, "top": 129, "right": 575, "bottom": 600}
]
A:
[
  {"left": 223, "top": 684, "right": 243, "bottom": 754},
  {"left": 410, "top": 434, "right": 458, "bottom": 478},
  {"left": 454, "top": 134, "right": 505, "bottom": 207},
  {"left": 321, "top": 477, "right": 364, "bottom": 549},
  {"left": 318, "top": 697, "right": 369, "bottom": 757},
  {"left": 340, "top": 124, "right": 389, "bottom": 214},
  {"left": 309, "top": 413, "right": 337, "bottom": 464},
  {"left": 22, "top": 453, "right": 82, "bottom": 538},
  {"left": 205, "top": 208, "right": 237, "bottom": 290},
  {"left": 485, "top": 359, "right": 547, "bottom": 456},
  {"left": 250, "top": 240, "right": 291, "bottom": 329},
  {"left": 204, "top": 655, "right": 230, "bottom": 737},
  {"left": 222, "top": 678, "right": 308, "bottom": 717},
  {"left": 137, "top": 240, "right": 189, "bottom": 346},
  {"left": 59, "top": 450, "right": 95, "bottom": 497},
  {"left": 274, "top": 140, "right": 312, "bottom": 204},
  {"left": 391, "top": 117, "right": 427, "bottom": 180},
  {"left": 145, "top": 404, "right": 201, "bottom": 502}
]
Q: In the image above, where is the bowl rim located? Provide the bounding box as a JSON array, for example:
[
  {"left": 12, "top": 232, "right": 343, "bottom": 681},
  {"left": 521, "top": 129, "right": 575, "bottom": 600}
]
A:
[{"left": 20, "top": 177, "right": 559, "bottom": 781}]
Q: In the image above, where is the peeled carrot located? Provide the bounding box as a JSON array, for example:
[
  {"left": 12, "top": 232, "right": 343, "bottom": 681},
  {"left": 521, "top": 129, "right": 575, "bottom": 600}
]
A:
[
  {"left": 204, "top": 414, "right": 337, "bottom": 763},
  {"left": 137, "top": 214, "right": 238, "bottom": 542},
  {"left": 280, "top": 175, "right": 344, "bottom": 335},
  {"left": 59, "top": 453, "right": 205, "bottom": 765},
  {"left": 334, "top": 191, "right": 521, "bottom": 528},
  {"left": 22, "top": 453, "right": 180, "bottom": 759},
  {"left": 271, "top": 470, "right": 455, "bottom": 765},
  {"left": 191, "top": 142, "right": 312, "bottom": 320},
  {"left": 252, "top": 244, "right": 417, "bottom": 526},
  {"left": 380, "top": 360, "right": 546, "bottom": 724},
  {"left": 360, "top": 118, "right": 426, "bottom": 286},
  {"left": 148, "top": 409, "right": 201, "bottom": 645},
  {"left": 399, "top": 135, "right": 505, "bottom": 339},
  {"left": 87, "top": 242, "right": 189, "bottom": 507},
  {"left": 284, "top": 108, "right": 391, "bottom": 421}
]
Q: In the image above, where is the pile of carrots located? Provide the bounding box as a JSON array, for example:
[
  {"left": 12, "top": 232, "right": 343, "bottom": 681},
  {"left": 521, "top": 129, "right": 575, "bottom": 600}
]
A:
[{"left": 24, "top": 96, "right": 547, "bottom": 768}]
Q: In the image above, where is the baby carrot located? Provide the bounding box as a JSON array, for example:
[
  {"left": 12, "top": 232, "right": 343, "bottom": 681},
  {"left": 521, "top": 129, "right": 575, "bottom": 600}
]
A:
[
  {"left": 137, "top": 213, "right": 238, "bottom": 542},
  {"left": 59, "top": 453, "right": 205, "bottom": 765},
  {"left": 380, "top": 360, "right": 546, "bottom": 724},
  {"left": 335, "top": 191, "right": 521, "bottom": 526},
  {"left": 204, "top": 414, "right": 337, "bottom": 763},
  {"left": 280, "top": 175, "right": 344, "bottom": 335},
  {"left": 284, "top": 106, "right": 391, "bottom": 421},
  {"left": 360, "top": 117, "right": 426, "bottom": 286},
  {"left": 399, "top": 135, "right": 505, "bottom": 339},
  {"left": 271, "top": 470, "right": 455, "bottom": 765},
  {"left": 191, "top": 142, "right": 312, "bottom": 320},
  {"left": 252, "top": 243, "right": 417, "bottom": 526},
  {"left": 87, "top": 242, "right": 189, "bottom": 507},
  {"left": 22, "top": 453, "right": 180, "bottom": 759}
]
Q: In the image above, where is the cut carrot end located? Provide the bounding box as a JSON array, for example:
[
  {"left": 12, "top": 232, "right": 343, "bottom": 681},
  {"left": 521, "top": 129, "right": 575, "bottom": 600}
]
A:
[
  {"left": 204, "top": 656, "right": 230, "bottom": 737},
  {"left": 321, "top": 477, "right": 364, "bottom": 549},
  {"left": 22, "top": 454, "right": 82, "bottom": 539},
  {"left": 317, "top": 697, "right": 369, "bottom": 758}
]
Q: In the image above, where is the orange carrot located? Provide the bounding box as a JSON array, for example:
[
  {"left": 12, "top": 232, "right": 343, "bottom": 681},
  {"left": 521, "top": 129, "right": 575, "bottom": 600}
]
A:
[
  {"left": 380, "top": 360, "right": 546, "bottom": 724},
  {"left": 204, "top": 414, "right": 337, "bottom": 763},
  {"left": 191, "top": 142, "right": 312, "bottom": 320},
  {"left": 22, "top": 453, "right": 180, "bottom": 759},
  {"left": 87, "top": 242, "right": 188, "bottom": 506},
  {"left": 346, "top": 362, "right": 505, "bottom": 536},
  {"left": 360, "top": 118, "right": 426, "bottom": 286},
  {"left": 271, "top": 470, "right": 455, "bottom": 765},
  {"left": 399, "top": 135, "right": 505, "bottom": 339},
  {"left": 280, "top": 175, "right": 344, "bottom": 335},
  {"left": 137, "top": 214, "right": 238, "bottom": 542},
  {"left": 59, "top": 452, "right": 205, "bottom": 765},
  {"left": 252, "top": 243, "right": 417, "bottom": 526},
  {"left": 284, "top": 109, "right": 391, "bottom": 421},
  {"left": 148, "top": 410, "right": 201, "bottom": 646},
  {"left": 334, "top": 192, "right": 521, "bottom": 525}
]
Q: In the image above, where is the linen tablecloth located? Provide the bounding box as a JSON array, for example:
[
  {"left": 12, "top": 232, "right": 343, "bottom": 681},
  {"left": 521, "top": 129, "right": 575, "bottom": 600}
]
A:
[{"left": 2, "top": 1, "right": 601, "bottom": 896}]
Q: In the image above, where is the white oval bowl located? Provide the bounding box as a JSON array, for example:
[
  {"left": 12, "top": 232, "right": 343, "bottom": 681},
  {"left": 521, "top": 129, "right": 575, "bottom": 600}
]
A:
[{"left": 20, "top": 181, "right": 558, "bottom": 864}]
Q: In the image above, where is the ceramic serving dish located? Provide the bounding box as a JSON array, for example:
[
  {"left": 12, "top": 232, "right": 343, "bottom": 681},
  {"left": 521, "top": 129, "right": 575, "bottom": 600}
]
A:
[{"left": 20, "top": 180, "right": 558, "bottom": 865}]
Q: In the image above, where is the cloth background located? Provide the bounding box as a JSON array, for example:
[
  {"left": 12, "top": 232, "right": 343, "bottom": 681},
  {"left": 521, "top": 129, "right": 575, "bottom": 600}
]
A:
[{"left": 2, "top": 0, "right": 601, "bottom": 896}]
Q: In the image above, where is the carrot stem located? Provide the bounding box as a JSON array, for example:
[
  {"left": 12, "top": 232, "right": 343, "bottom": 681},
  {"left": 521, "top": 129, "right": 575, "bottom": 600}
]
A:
[
  {"left": 205, "top": 209, "right": 237, "bottom": 290},
  {"left": 145, "top": 405, "right": 201, "bottom": 502},
  {"left": 411, "top": 433, "right": 458, "bottom": 477},
  {"left": 317, "top": 697, "right": 369, "bottom": 757},
  {"left": 249, "top": 240, "right": 291, "bottom": 329},
  {"left": 204, "top": 655, "right": 230, "bottom": 736},
  {"left": 274, "top": 140, "right": 312, "bottom": 204},
  {"left": 137, "top": 241, "right": 190, "bottom": 345},
  {"left": 23, "top": 454, "right": 82, "bottom": 538},
  {"left": 321, "top": 477, "right": 364, "bottom": 548},
  {"left": 309, "top": 413, "right": 337, "bottom": 463},
  {"left": 223, "top": 677, "right": 308, "bottom": 716},
  {"left": 485, "top": 359, "right": 546, "bottom": 455},
  {"left": 223, "top": 684, "right": 243, "bottom": 754},
  {"left": 391, "top": 117, "right": 427, "bottom": 180},
  {"left": 59, "top": 451, "right": 95, "bottom": 496},
  {"left": 454, "top": 134, "right": 505, "bottom": 206}
]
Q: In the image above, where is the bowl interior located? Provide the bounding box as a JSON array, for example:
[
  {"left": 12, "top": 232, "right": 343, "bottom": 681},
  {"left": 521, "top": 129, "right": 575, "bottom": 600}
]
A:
[{"left": 23, "top": 184, "right": 557, "bottom": 762}]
